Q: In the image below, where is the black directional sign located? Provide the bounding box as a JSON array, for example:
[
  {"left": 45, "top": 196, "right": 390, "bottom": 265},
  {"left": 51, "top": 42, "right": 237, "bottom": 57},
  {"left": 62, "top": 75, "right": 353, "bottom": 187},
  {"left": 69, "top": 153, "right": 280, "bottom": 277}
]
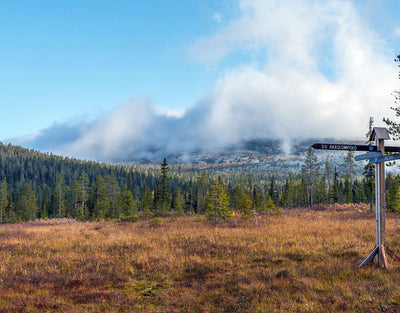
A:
[
  {"left": 312, "top": 143, "right": 375, "bottom": 152},
  {"left": 312, "top": 143, "right": 400, "bottom": 153}
]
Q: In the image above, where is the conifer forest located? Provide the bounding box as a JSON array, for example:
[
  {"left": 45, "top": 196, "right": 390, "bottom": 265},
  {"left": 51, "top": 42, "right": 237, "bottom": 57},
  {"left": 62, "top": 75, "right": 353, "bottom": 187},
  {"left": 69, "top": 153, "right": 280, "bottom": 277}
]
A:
[{"left": 1, "top": 141, "right": 399, "bottom": 224}]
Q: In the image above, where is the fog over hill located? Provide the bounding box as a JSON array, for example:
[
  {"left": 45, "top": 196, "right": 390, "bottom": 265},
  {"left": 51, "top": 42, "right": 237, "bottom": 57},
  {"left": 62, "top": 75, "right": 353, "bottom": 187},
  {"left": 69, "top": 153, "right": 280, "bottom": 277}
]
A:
[
  {"left": 7, "top": 96, "right": 390, "bottom": 170},
  {"left": 10, "top": 124, "right": 367, "bottom": 175}
]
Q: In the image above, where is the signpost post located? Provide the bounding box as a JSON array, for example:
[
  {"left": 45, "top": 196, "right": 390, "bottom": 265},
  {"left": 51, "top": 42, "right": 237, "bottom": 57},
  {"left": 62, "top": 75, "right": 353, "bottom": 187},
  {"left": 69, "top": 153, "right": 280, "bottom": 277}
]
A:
[{"left": 312, "top": 127, "right": 400, "bottom": 268}]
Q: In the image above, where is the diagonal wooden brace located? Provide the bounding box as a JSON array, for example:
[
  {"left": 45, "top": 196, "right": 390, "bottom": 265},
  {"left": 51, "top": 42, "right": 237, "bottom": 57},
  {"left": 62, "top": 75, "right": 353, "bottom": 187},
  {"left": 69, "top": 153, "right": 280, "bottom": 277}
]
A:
[{"left": 359, "top": 246, "right": 379, "bottom": 268}]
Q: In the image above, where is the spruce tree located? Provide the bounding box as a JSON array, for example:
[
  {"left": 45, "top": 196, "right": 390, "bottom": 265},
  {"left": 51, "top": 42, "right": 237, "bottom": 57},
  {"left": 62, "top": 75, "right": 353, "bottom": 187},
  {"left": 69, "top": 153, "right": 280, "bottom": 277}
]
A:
[
  {"left": 116, "top": 184, "right": 135, "bottom": 217},
  {"left": 268, "top": 176, "right": 279, "bottom": 204},
  {"left": 234, "top": 185, "right": 252, "bottom": 219},
  {"left": 314, "top": 175, "right": 327, "bottom": 204},
  {"left": 105, "top": 175, "right": 120, "bottom": 218},
  {"left": 329, "top": 168, "right": 341, "bottom": 204},
  {"left": 154, "top": 158, "right": 170, "bottom": 215},
  {"left": 141, "top": 186, "right": 153, "bottom": 212},
  {"left": 54, "top": 174, "right": 66, "bottom": 217},
  {"left": 78, "top": 171, "right": 89, "bottom": 219},
  {"left": 171, "top": 188, "right": 185, "bottom": 215},
  {"left": 343, "top": 151, "right": 356, "bottom": 185},
  {"left": 386, "top": 175, "right": 400, "bottom": 212},
  {"left": 0, "top": 178, "right": 9, "bottom": 223},
  {"left": 281, "top": 175, "right": 294, "bottom": 208},
  {"left": 266, "top": 194, "right": 279, "bottom": 214},
  {"left": 70, "top": 181, "right": 81, "bottom": 218},
  {"left": 92, "top": 175, "right": 109, "bottom": 219},
  {"left": 196, "top": 171, "right": 209, "bottom": 214},
  {"left": 205, "top": 177, "right": 232, "bottom": 223},
  {"left": 16, "top": 183, "right": 37, "bottom": 221},
  {"left": 303, "top": 147, "right": 319, "bottom": 207}
]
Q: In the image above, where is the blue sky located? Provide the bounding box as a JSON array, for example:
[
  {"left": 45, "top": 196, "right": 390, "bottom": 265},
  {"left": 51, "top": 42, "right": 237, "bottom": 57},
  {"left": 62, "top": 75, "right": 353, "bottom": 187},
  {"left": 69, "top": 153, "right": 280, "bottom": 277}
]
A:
[
  {"left": 0, "top": 0, "right": 229, "bottom": 138},
  {"left": 1, "top": 0, "right": 400, "bottom": 161}
]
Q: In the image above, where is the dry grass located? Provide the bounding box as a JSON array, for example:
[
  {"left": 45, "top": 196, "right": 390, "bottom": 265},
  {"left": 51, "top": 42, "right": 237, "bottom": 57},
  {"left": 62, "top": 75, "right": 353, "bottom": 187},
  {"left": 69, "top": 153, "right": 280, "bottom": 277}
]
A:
[{"left": 0, "top": 208, "right": 400, "bottom": 312}]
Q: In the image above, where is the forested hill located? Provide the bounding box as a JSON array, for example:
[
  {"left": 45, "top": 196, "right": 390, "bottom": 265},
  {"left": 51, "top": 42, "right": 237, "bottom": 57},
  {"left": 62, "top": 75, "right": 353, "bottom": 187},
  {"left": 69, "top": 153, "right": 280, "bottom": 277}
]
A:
[
  {"left": 0, "top": 142, "right": 135, "bottom": 193},
  {"left": 0, "top": 142, "right": 163, "bottom": 222}
]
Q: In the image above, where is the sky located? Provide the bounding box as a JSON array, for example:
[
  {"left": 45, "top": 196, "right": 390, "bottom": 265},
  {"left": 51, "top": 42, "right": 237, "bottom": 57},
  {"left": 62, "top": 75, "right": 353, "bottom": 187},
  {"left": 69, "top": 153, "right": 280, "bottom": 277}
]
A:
[{"left": 1, "top": 0, "right": 400, "bottom": 161}]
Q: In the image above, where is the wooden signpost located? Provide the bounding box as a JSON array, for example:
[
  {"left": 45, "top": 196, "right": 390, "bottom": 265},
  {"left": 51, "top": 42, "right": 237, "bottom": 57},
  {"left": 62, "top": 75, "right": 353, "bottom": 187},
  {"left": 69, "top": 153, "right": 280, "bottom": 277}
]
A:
[{"left": 312, "top": 127, "right": 400, "bottom": 269}]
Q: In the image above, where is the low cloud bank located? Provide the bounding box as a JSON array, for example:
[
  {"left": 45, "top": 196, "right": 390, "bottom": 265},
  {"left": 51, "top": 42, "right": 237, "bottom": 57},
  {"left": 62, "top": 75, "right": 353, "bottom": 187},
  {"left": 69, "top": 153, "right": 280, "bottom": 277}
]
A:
[{"left": 10, "top": 0, "right": 399, "bottom": 162}]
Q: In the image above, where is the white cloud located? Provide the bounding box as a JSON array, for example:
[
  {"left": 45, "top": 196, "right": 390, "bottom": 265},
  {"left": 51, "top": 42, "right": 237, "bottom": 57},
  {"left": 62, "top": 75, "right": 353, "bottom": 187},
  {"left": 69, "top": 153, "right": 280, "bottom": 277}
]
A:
[
  {"left": 154, "top": 106, "right": 186, "bottom": 118},
  {"left": 189, "top": 0, "right": 397, "bottom": 139},
  {"left": 57, "top": 100, "right": 154, "bottom": 161}
]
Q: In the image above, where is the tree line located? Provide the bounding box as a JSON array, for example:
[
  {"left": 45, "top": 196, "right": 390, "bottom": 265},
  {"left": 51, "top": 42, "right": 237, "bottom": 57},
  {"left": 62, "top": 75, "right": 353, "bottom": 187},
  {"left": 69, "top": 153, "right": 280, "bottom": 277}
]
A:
[{"left": 2, "top": 140, "right": 400, "bottom": 224}]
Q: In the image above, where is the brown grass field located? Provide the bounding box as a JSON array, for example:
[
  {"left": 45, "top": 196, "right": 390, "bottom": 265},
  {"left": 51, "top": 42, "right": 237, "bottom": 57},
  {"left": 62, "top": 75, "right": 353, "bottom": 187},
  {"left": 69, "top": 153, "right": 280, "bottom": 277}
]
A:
[{"left": 0, "top": 206, "right": 400, "bottom": 312}]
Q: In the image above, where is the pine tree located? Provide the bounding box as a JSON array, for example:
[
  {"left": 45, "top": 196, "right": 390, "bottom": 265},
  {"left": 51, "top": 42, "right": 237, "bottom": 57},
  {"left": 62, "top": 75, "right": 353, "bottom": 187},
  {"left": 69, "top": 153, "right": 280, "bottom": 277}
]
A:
[
  {"left": 92, "top": 175, "right": 109, "bottom": 219},
  {"left": 5, "top": 192, "right": 13, "bottom": 223},
  {"left": 343, "top": 177, "right": 352, "bottom": 203},
  {"left": 314, "top": 175, "right": 327, "bottom": 204},
  {"left": 54, "top": 174, "right": 66, "bottom": 217},
  {"left": 0, "top": 178, "right": 9, "bottom": 223},
  {"left": 329, "top": 167, "right": 341, "bottom": 204},
  {"left": 141, "top": 186, "right": 153, "bottom": 212},
  {"left": 196, "top": 171, "right": 209, "bottom": 214},
  {"left": 16, "top": 183, "right": 37, "bottom": 221},
  {"left": 343, "top": 151, "right": 356, "bottom": 185},
  {"left": 265, "top": 194, "right": 280, "bottom": 214},
  {"left": 116, "top": 184, "right": 136, "bottom": 217},
  {"left": 154, "top": 158, "right": 170, "bottom": 215},
  {"left": 323, "top": 159, "right": 333, "bottom": 189},
  {"left": 296, "top": 174, "right": 308, "bottom": 207},
  {"left": 205, "top": 177, "right": 232, "bottom": 223},
  {"left": 386, "top": 175, "right": 400, "bottom": 212},
  {"left": 78, "top": 171, "right": 89, "bottom": 219},
  {"left": 127, "top": 170, "right": 133, "bottom": 193},
  {"left": 303, "top": 147, "right": 319, "bottom": 207},
  {"left": 268, "top": 176, "right": 279, "bottom": 204},
  {"left": 234, "top": 185, "right": 252, "bottom": 219},
  {"left": 281, "top": 175, "right": 295, "bottom": 208},
  {"left": 105, "top": 175, "right": 120, "bottom": 218},
  {"left": 353, "top": 179, "right": 367, "bottom": 203},
  {"left": 171, "top": 188, "right": 185, "bottom": 215},
  {"left": 69, "top": 181, "right": 81, "bottom": 218}
]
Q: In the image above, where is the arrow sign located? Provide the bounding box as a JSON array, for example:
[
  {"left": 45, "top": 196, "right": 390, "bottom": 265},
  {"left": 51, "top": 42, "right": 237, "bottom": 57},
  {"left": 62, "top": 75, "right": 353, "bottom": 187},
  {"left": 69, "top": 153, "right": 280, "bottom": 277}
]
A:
[
  {"left": 312, "top": 143, "right": 400, "bottom": 153},
  {"left": 354, "top": 152, "right": 383, "bottom": 161},
  {"left": 312, "top": 143, "right": 375, "bottom": 151},
  {"left": 368, "top": 153, "right": 400, "bottom": 164}
]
